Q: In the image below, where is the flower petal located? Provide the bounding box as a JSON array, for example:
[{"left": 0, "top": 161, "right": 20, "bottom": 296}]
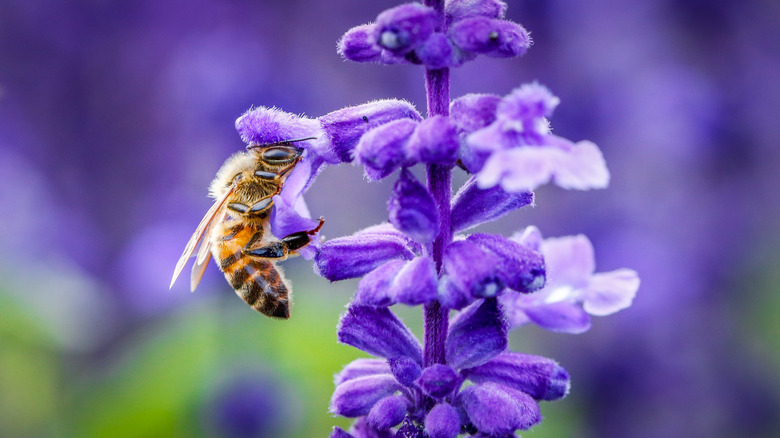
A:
[
  {"left": 357, "top": 119, "right": 418, "bottom": 180},
  {"left": 404, "top": 115, "right": 459, "bottom": 166},
  {"left": 388, "top": 169, "right": 440, "bottom": 243},
  {"left": 496, "top": 83, "right": 559, "bottom": 123},
  {"left": 351, "top": 418, "right": 398, "bottom": 438},
  {"left": 540, "top": 234, "right": 595, "bottom": 289},
  {"left": 552, "top": 140, "right": 610, "bottom": 190},
  {"left": 319, "top": 99, "right": 423, "bottom": 163},
  {"left": 339, "top": 23, "right": 383, "bottom": 63},
  {"left": 476, "top": 147, "right": 557, "bottom": 192},
  {"left": 338, "top": 306, "right": 423, "bottom": 364},
  {"left": 390, "top": 256, "right": 438, "bottom": 306},
  {"left": 443, "top": 240, "right": 505, "bottom": 299},
  {"left": 451, "top": 177, "right": 533, "bottom": 232},
  {"left": 450, "top": 93, "right": 501, "bottom": 136},
  {"left": 418, "top": 364, "right": 461, "bottom": 399},
  {"left": 335, "top": 359, "right": 392, "bottom": 386},
  {"left": 437, "top": 276, "right": 476, "bottom": 310},
  {"left": 315, "top": 226, "right": 417, "bottom": 281},
  {"left": 446, "top": 298, "right": 507, "bottom": 369},
  {"left": 449, "top": 17, "right": 530, "bottom": 58},
  {"left": 446, "top": 0, "right": 507, "bottom": 22},
  {"left": 458, "top": 382, "right": 541, "bottom": 434},
  {"left": 583, "top": 268, "right": 640, "bottom": 316},
  {"left": 523, "top": 302, "right": 592, "bottom": 334},
  {"left": 367, "top": 395, "right": 409, "bottom": 430},
  {"left": 330, "top": 374, "right": 402, "bottom": 417},
  {"left": 415, "top": 32, "right": 462, "bottom": 69},
  {"left": 235, "top": 107, "right": 322, "bottom": 146},
  {"left": 467, "top": 233, "right": 546, "bottom": 293},
  {"left": 354, "top": 260, "right": 408, "bottom": 307},
  {"left": 375, "top": 3, "right": 437, "bottom": 54},
  {"left": 330, "top": 426, "right": 355, "bottom": 438},
  {"left": 510, "top": 225, "right": 543, "bottom": 252},
  {"left": 389, "top": 356, "right": 422, "bottom": 387},
  {"left": 462, "top": 352, "right": 570, "bottom": 401},
  {"left": 424, "top": 403, "right": 461, "bottom": 438}
]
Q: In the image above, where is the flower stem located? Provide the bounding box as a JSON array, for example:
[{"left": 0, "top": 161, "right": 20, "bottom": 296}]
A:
[{"left": 423, "top": 0, "right": 451, "bottom": 368}]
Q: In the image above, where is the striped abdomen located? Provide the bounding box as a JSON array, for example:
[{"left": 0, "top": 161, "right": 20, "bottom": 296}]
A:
[{"left": 213, "top": 221, "right": 291, "bottom": 319}]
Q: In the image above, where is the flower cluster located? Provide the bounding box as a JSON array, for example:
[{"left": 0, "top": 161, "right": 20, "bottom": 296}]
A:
[
  {"left": 234, "top": 1, "right": 639, "bottom": 436},
  {"left": 329, "top": 300, "right": 569, "bottom": 438},
  {"left": 338, "top": 1, "right": 530, "bottom": 69}
]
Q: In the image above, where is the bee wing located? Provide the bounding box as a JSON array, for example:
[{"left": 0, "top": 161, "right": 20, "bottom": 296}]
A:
[
  {"left": 190, "top": 251, "right": 212, "bottom": 292},
  {"left": 170, "top": 185, "right": 235, "bottom": 289}
]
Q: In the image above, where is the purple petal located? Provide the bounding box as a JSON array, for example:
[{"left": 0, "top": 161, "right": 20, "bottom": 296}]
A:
[
  {"left": 540, "top": 234, "right": 595, "bottom": 289},
  {"left": 551, "top": 139, "right": 610, "bottom": 190},
  {"left": 374, "top": 4, "right": 437, "bottom": 54},
  {"left": 467, "top": 233, "right": 546, "bottom": 293},
  {"left": 510, "top": 225, "right": 543, "bottom": 252},
  {"left": 445, "top": 298, "right": 507, "bottom": 369},
  {"left": 451, "top": 176, "right": 534, "bottom": 232},
  {"left": 418, "top": 364, "right": 461, "bottom": 399},
  {"left": 450, "top": 94, "right": 501, "bottom": 172},
  {"left": 462, "top": 352, "right": 570, "bottom": 401},
  {"left": 357, "top": 119, "right": 418, "bottom": 181},
  {"left": 389, "top": 356, "right": 422, "bottom": 388},
  {"left": 319, "top": 100, "right": 423, "bottom": 163},
  {"left": 354, "top": 260, "right": 408, "bottom": 307},
  {"left": 449, "top": 17, "right": 530, "bottom": 58},
  {"left": 269, "top": 193, "right": 319, "bottom": 239},
  {"left": 367, "top": 395, "right": 409, "bottom": 429},
  {"left": 523, "top": 302, "right": 592, "bottom": 334},
  {"left": 339, "top": 23, "right": 383, "bottom": 63},
  {"left": 450, "top": 93, "right": 501, "bottom": 136},
  {"left": 390, "top": 256, "right": 438, "bottom": 306},
  {"left": 437, "top": 276, "right": 476, "bottom": 310},
  {"left": 446, "top": 0, "right": 507, "bottom": 22},
  {"left": 315, "top": 226, "right": 417, "bottom": 281},
  {"left": 583, "top": 268, "right": 640, "bottom": 316},
  {"left": 331, "top": 427, "right": 355, "bottom": 438},
  {"left": 331, "top": 374, "right": 402, "bottom": 417},
  {"left": 415, "top": 32, "right": 461, "bottom": 70},
  {"left": 496, "top": 83, "right": 560, "bottom": 122},
  {"left": 443, "top": 240, "right": 504, "bottom": 299},
  {"left": 388, "top": 169, "right": 440, "bottom": 243},
  {"left": 458, "top": 383, "right": 541, "bottom": 434},
  {"left": 404, "top": 115, "right": 459, "bottom": 166},
  {"left": 335, "top": 359, "right": 392, "bottom": 386},
  {"left": 235, "top": 107, "right": 322, "bottom": 146},
  {"left": 338, "top": 306, "right": 423, "bottom": 364},
  {"left": 351, "top": 418, "right": 398, "bottom": 438},
  {"left": 424, "top": 403, "right": 461, "bottom": 438},
  {"left": 476, "top": 147, "right": 556, "bottom": 192}
]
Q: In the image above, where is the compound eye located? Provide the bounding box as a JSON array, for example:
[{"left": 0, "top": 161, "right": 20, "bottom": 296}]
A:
[{"left": 262, "top": 146, "right": 300, "bottom": 163}]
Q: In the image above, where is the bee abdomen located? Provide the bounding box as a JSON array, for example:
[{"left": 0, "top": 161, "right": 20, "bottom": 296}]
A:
[{"left": 226, "top": 259, "right": 290, "bottom": 319}]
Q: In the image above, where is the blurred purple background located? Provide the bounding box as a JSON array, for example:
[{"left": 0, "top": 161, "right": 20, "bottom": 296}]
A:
[{"left": 2, "top": 0, "right": 780, "bottom": 437}]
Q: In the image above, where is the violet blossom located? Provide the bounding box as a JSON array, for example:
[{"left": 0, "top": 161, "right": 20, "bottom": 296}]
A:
[{"left": 501, "top": 226, "right": 640, "bottom": 334}]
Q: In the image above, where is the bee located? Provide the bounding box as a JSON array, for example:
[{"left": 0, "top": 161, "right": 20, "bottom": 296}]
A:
[{"left": 170, "top": 139, "right": 323, "bottom": 319}]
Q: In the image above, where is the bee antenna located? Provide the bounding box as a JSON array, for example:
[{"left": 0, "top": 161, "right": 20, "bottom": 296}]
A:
[{"left": 247, "top": 136, "right": 318, "bottom": 150}]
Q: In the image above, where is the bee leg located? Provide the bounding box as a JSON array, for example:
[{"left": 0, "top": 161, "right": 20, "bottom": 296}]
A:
[{"left": 243, "top": 218, "right": 324, "bottom": 259}]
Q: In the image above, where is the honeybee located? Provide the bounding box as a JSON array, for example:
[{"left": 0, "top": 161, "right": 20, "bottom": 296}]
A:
[{"left": 170, "top": 139, "right": 323, "bottom": 319}]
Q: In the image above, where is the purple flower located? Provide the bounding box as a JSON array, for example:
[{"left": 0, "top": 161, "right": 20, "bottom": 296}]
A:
[
  {"left": 501, "top": 226, "right": 641, "bottom": 333},
  {"left": 330, "top": 299, "right": 567, "bottom": 436},
  {"left": 322, "top": 0, "right": 637, "bottom": 436},
  {"left": 465, "top": 83, "right": 611, "bottom": 192},
  {"left": 338, "top": 0, "right": 530, "bottom": 69}
]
